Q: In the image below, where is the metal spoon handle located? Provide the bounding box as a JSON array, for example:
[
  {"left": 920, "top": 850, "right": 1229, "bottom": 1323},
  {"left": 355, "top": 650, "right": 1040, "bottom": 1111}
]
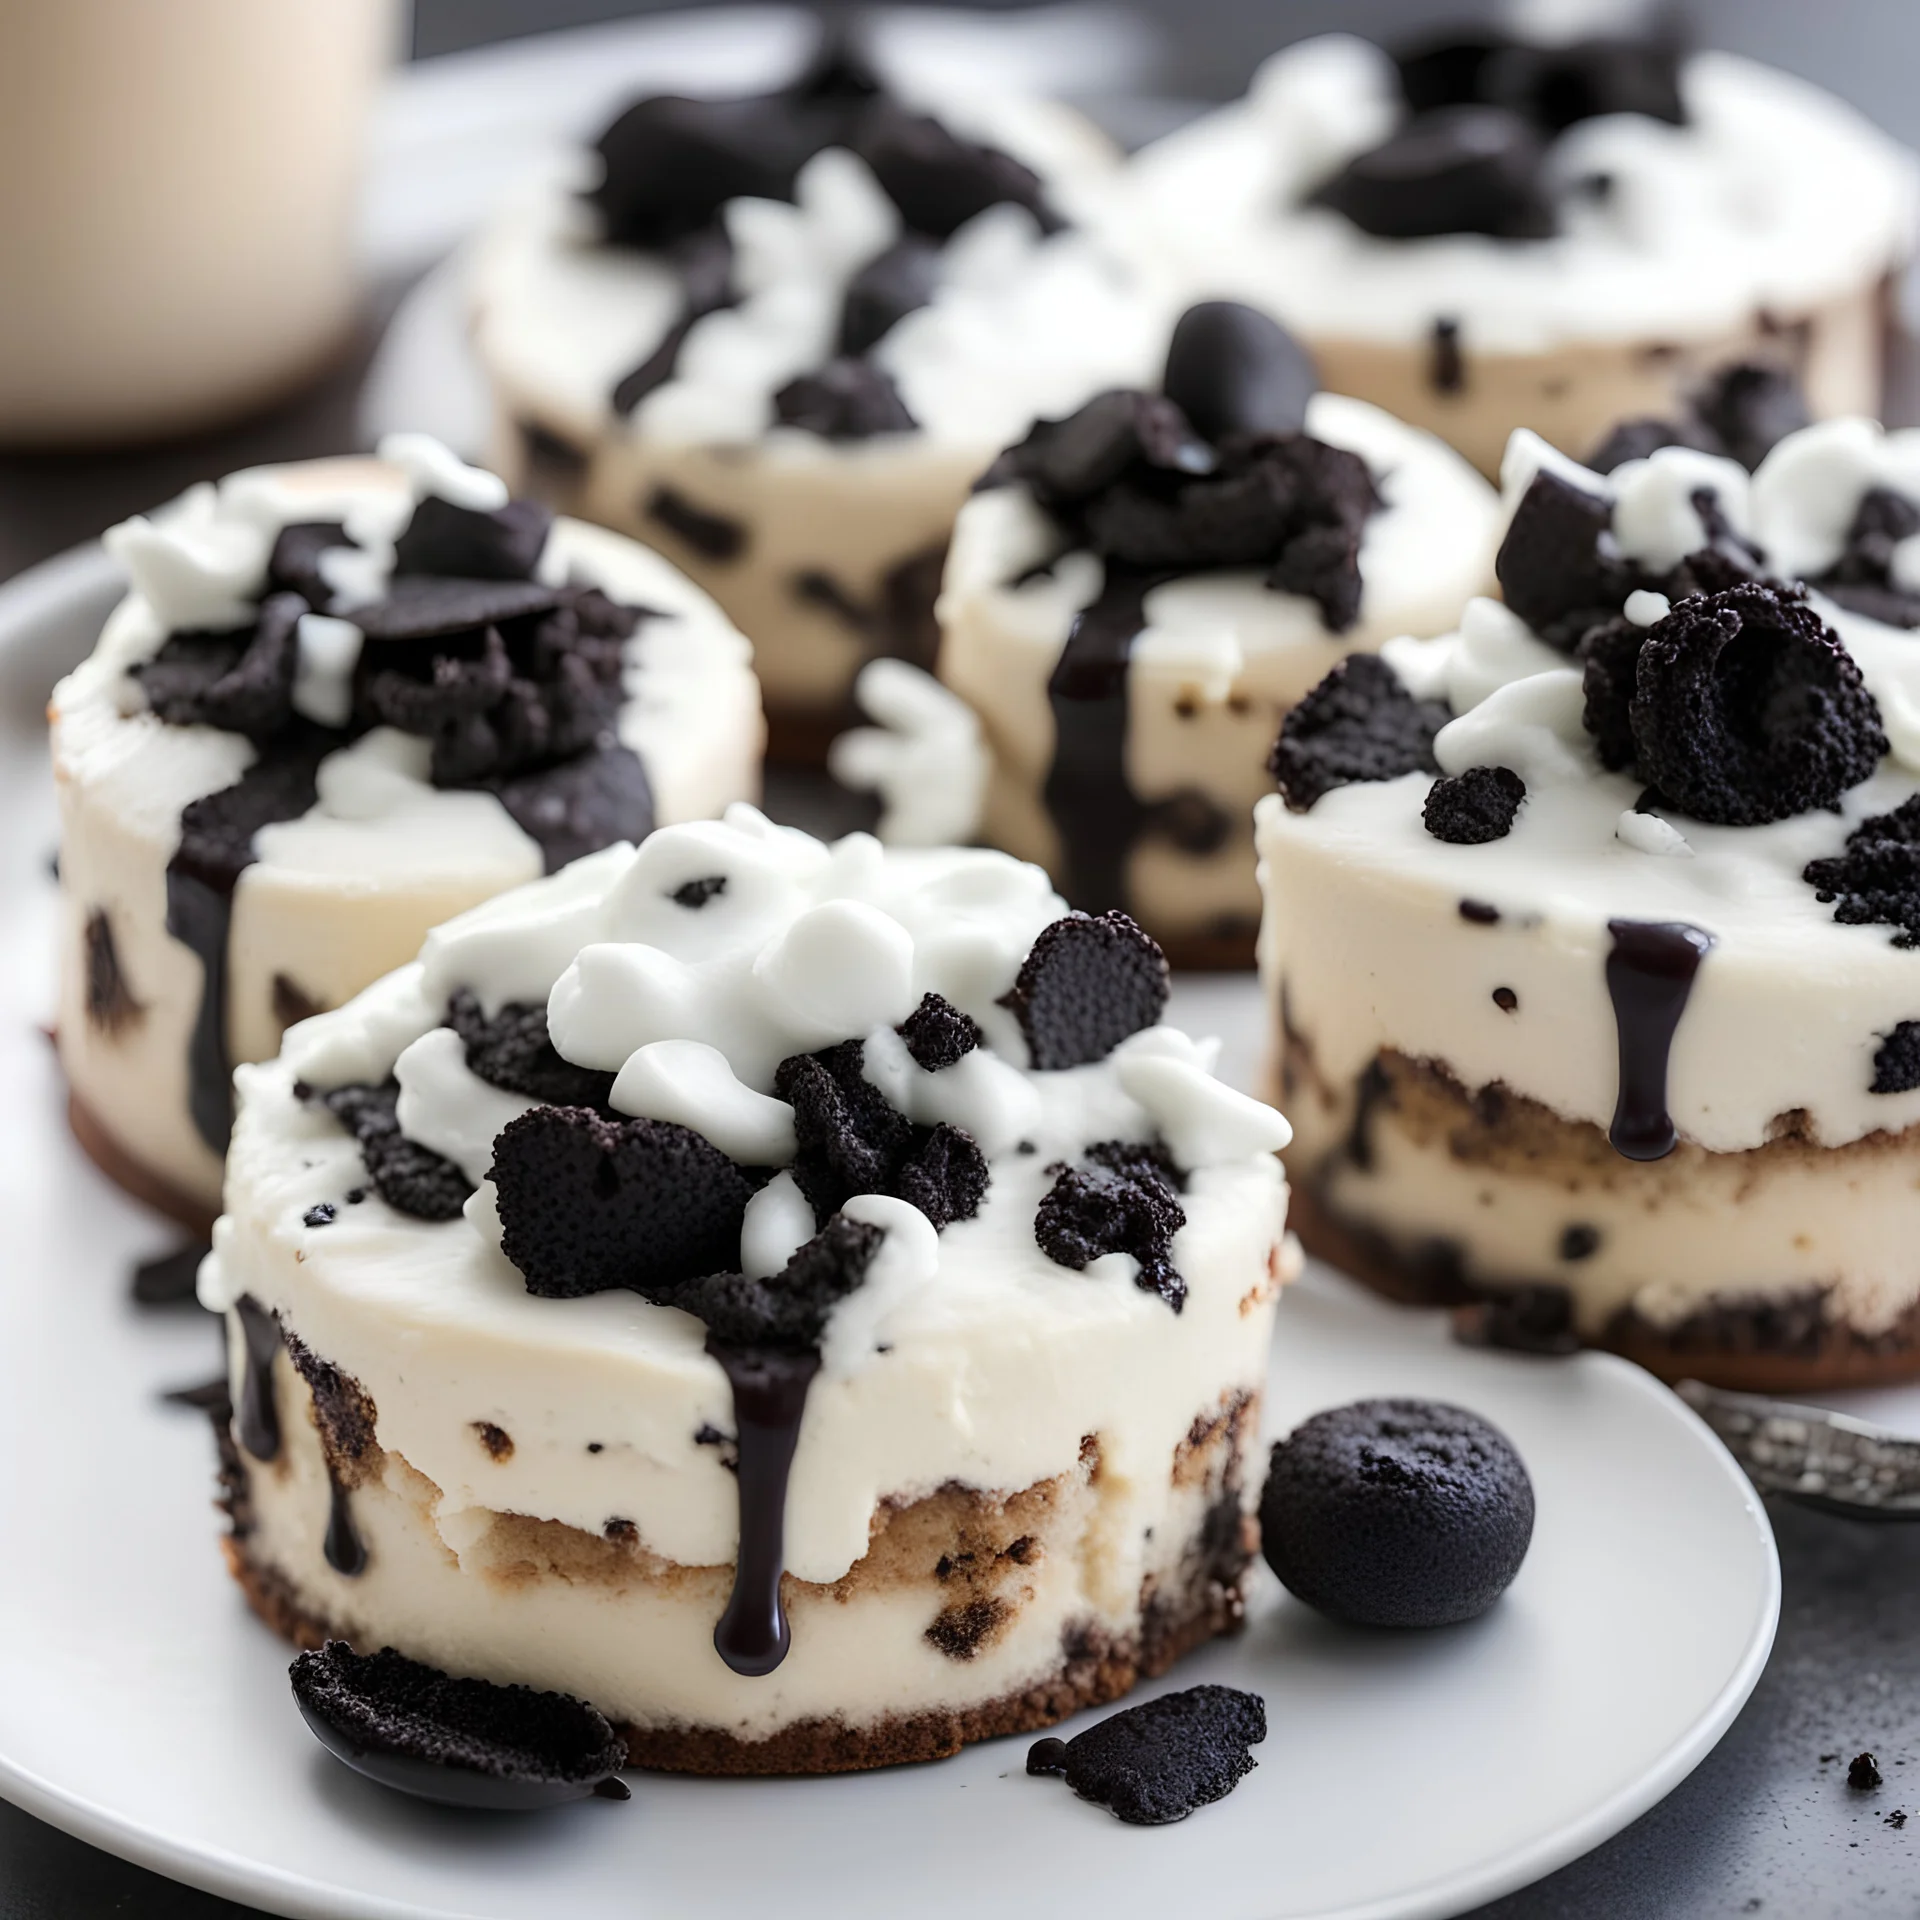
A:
[{"left": 1677, "top": 1380, "right": 1920, "bottom": 1519}]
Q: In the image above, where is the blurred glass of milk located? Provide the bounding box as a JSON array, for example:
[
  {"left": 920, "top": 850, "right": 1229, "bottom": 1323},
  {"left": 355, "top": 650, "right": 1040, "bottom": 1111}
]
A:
[{"left": 0, "top": 0, "right": 401, "bottom": 446}]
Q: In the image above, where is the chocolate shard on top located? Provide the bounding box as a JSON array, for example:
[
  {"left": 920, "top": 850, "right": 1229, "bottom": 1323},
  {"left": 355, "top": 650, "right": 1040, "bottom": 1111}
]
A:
[
  {"left": 1629, "top": 583, "right": 1884, "bottom": 826},
  {"left": 1161, "top": 301, "right": 1317, "bottom": 444},
  {"left": 1495, "top": 468, "right": 1633, "bottom": 647},
  {"left": 999, "top": 911, "right": 1169, "bottom": 1072},
  {"left": 290, "top": 1641, "right": 627, "bottom": 1810},
  {"left": 853, "top": 101, "right": 1055, "bottom": 240},
  {"left": 1269, "top": 652, "right": 1448, "bottom": 811},
  {"left": 774, "top": 358, "right": 917, "bottom": 441},
  {"left": 1312, "top": 105, "right": 1556, "bottom": 241},
  {"left": 837, "top": 234, "right": 943, "bottom": 357},
  {"left": 348, "top": 576, "right": 561, "bottom": 643},
  {"left": 392, "top": 495, "right": 553, "bottom": 583},
  {"left": 134, "top": 591, "right": 305, "bottom": 744},
  {"left": 491, "top": 1105, "right": 762, "bottom": 1299}
]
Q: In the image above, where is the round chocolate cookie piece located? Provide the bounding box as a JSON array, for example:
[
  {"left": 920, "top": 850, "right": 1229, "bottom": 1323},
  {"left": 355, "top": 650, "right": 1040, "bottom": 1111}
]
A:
[{"left": 1259, "top": 1398, "right": 1534, "bottom": 1628}]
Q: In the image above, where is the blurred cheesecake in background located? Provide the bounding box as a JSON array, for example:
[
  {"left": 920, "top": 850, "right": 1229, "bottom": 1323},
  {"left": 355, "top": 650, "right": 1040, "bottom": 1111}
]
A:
[
  {"left": 199, "top": 814, "right": 1294, "bottom": 1771},
  {"left": 1259, "top": 414, "right": 1920, "bottom": 1388},
  {"left": 1116, "top": 20, "right": 1917, "bottom": 475},
  {"left": 909, "top": 301, "right": 1498, "bottom": 966},
  {"left": 52, "top": 437, "right": 762, "bottom": 1226},
  {"left": 468, "top": 24, "right": 1172, "bottom": 755}
]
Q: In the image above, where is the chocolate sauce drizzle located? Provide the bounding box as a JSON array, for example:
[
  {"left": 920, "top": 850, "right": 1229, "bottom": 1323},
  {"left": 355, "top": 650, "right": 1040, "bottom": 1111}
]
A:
[
  {"left": 707, "top": 1341, "right": 822, "bottom": 1677},
  {"left": 324, "top": 1466, "right": 368, "bottom": 1576},
  {"left": 1604, "top": 920, "right": 1714, "bottom": 1160},
  {"left": 234, "top": 1293, "right": 283, "bottom": 1461}
]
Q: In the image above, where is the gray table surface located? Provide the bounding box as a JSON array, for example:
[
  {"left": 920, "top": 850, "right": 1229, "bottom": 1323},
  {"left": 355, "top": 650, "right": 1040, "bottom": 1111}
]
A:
[{"left": 6, "top": 4, "right": 1920, "bottom": 1912}]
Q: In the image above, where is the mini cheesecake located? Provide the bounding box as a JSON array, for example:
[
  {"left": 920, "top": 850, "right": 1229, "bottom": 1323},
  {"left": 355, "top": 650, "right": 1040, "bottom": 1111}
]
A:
[
  {"left": 53, "top": 437, "right": 762, "bottom": 1228},
  {"left": 1118, "top": 26, "right": 1916, "bottom": 476},
  {"left": 1258, "top": 418, "right": 1920, "bottom": 1389},
  {"left": 470, "top": 31, "right": 1162, "bottom": 754},
  {"left": 199, "top": 812, "right": 1294, "bottom": 1772},
  {"left": 933, "top": 302, "right": 1499, "bottom": 965}
]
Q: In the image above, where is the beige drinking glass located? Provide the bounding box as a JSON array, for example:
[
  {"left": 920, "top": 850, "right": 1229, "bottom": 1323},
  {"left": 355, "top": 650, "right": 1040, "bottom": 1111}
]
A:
[{"left": 0, "top": 0, "right": 400, "bottom": 446}]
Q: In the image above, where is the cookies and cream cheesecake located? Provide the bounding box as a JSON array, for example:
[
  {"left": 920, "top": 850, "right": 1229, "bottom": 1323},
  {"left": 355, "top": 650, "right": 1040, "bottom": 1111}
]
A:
[
  {"left": 1117, "top": 21, "right": 1916, "bottom": 476},
  {"left": 52, "top": 437, "right": 762, "bottom": 1228},
  {"left": 198, "top": 811, "right": 1293, "bottom": 1771},
  {"left": 932, "top": 301, "right": 1499, "bottom": 965},
  {"left": 1258, "top": 416, "right": 1920, "bottom": 1388},
  {"left": 470, "top": 31, "right": 1163, "bottom": 753}
]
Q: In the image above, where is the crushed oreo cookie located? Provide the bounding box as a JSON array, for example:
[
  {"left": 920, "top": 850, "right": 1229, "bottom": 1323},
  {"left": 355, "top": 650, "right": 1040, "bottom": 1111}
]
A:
[
  {"left": 897, "top": 991, "right": 982, "bottom": 1071},
  {"left": 134, "top": 592, "right": 304, "bottom": 742},
  {"left": 1314, "top": 105, "right": 1555, "bottom": 241},
  {"left": 1035, "top": 1142, "right": 1187, "bottom": 1311},
  {"left": 776, "top": 1042, "right": 988, "bottom": 1226},
  {"left": 1269, "top": 653, "right": 1448, "bottom": 810},
  {"left": 1628, "top": 584, "right": 1883, "bottom": 826},
  {"left": 1423, "top": 765, "right": 1525, "bottom": 843},
  {"left": 309, "top": 1079, "right": 473, "bottom": 1221},
  {"left": 392, "top": 495, "right": 552, "bottom": 583},
  {"left": 675, "top": 1214, "right": 883, "bottom": 1349},
  {"left": 446, "top": 989, "right": 618, "bottom": 1108},
  {"left": 290, "top": 1641, "right": 628, "bottom": 1809},
  {"left": 1805, "top": 795, "right": 1920, "bottom": 946},
  {"left": 1850, "top": 1752, "right": 1885, "bottom": 1791},
  {"left": 485, "top": 743, "right": 657, "bottom": 874},
  {"left": 1872, "top": 1021, "right": 1920, "bottom": 1094},
  {"left": 1690, "top": 362, "right": 1809, "bottom": 473},
  {"left": 1260, "top": 1398, "right": 1535, "bottom": 1627},
  {"left": 1451, "top": 1285, "right": 1581, "bottom": 1357},
  {"left": 1812, "top": 486, "right": 1920, "bottom": 629},
  {"left": 1393, "top": 25, "right": 1686, "bottom": 132},
  {"left": 1496, "top": 469, "right": 1634, "bottom": 647},
  {"left": 266, "top": 520, "right": 347, "bottom": 604},
  {"left": 999, "top": 911, "right": 1169, "bottom": 1072},
  {"left": 854, "top": 101, "right": 1053, "bottom": 239},
  {"left": 1026, "top": 1684, "right": 1266, "bottom": 1825},
  {"left": 491, "top": 1106, "right": 760, "bottom": 1298},
  {"left": 774, "top": 357, "right": 917, "bottom": 440},
  {"left": 838, "top": 234, "right": 942, "bottom": 356}
]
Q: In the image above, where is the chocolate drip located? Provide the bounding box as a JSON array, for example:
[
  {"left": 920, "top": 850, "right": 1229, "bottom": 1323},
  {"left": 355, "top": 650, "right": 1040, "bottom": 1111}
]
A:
[
  {"left": 1604, "top": 920, "right": 1713, "bottom": 1160},
  {"left": 708, "top": 1341, "right": 822, "bottom": 1677},
  {"left": 234, "top": 1294, "right": 282, "bottom": 1462},
  {"left": 323, "top": 1465, "right": 368, "bottom": 1576},
  {"left": 1043, "top": 567, "right": 1162, "bottom": 913}
]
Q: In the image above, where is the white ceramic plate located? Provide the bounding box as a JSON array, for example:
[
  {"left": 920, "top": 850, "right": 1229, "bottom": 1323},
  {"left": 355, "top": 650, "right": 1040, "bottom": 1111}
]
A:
[{"left": 0, "top": 542, "right": 1777, "bottom": 1920}]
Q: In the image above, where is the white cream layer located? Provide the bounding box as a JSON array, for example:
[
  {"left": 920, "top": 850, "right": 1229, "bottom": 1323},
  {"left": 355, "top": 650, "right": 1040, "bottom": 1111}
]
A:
[{"left": 1118, "top": 40, "right": 1917, "bottom": 354}]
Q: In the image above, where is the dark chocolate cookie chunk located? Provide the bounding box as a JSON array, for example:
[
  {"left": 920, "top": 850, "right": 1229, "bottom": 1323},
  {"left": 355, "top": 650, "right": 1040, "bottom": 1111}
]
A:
[
  {"left": 392, "top": 495, "right": 553, "bottom": 583},
  {"left": 1871, "top": 1021, "right": 1920, "bottom": 1094},
  {"left": 837, "top": 234, "right": 942, "bottom": 356},
  {"left": 676, "top": 1214, "right": 883, "bottom": 1350},
  {"left": 290, "top": 1642, "right": 627, "bottom": 1810},
  {"left": 1424, "top": 765, "right": 1525, "bottom": 843},
  {"left": 172, "top": 729, "right": 332, "bottom": 895},
  {"left": 1585, "top": 414, "right": 1723, "bottom": 475},
  {"left": 266, "top": 521, "right": 349, "bottom": 606},
  {"left": 999, "top": 911, "right": 1169, "bottom": 1071},
  {"left": 893, "top": 1122, "right": 990, "bottom": 1228},
  {"left": 1692, "top": 361, "right": 1809, "bottom": 473},
  {"left": 1260, "top": 1398, "right": 1534, "bottom": 1628},
  {"left": 1161, "top": 302, "right": 1317, "bottom": 444},
  {"left": 1483, "top": 33, "right": 1685, "bottom": 133},
  {"left": 350, "top": 575, "right": 562, "bottom": 643},
  {"left": 1577, "top": 613, "right": 1649, "bottom": 770},
  {"left": 1313, "top": 105, "right": 1556, "bottom": 241},
  {"left": 1034, "top": 1145, "right": 1187, "bottom": 1311},
  {"left": 1026, "top": 1684, "right": 1266, "bottom": 1825},
  {"left": 1814, "top": 486, "right": 1920, "bottom": 629},
  {"left": 134, "top": 592, "right": 305, "bottom": 744},
  {"left": 855, "top": 101, "right": 1054, "bottom": 239},
  {"left": 1805, "top": 795, "right": 1920, "bottom": 946},
  {"left": 313, "top": 1079, "right": 473, "bottom": 1222},
  {"left": 481, "top": 742, "right": 656, "bottom": 874},
  {"left": 1269, "top": 653, "right": 1448, "bottom": 811},
  {"left": 445, "top": 988, "right": 618, "bottom": 1109},
  {"left": 983, "top": 389, "right": 1213, "bottom": 508},
  {"left": 1629, "top": 584, "right": 1884, "bottom": 826},
  {"left": 491, "top": 1105, "right": 759, "bottom": 1300},
  {"left": 1495, "top": 468, "right": 1633, "bottom": 648},
  {"left": 896, "top": 991, "right": 982, "bottom": 1071},
  {"left": 774, "top": 358, "right": 917, "bottom": 440}
]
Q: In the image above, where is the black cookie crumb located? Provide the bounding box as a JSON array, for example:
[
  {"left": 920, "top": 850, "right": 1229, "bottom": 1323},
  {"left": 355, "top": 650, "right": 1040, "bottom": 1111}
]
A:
[
  {"left": 1629, "top": 584, "right": 1884, "bottom": 826},
  {"left": 893, "top": 1122, "right": 990, "bottom": 1229},
  {"left": 1313, "top": 106, "right": 1555, "bottom": 242},
  {"left": 491, "top": 1105, "right": 760, "bottom": 1300},
  {"left": 1850, "top": 1752, "right": 1884, "bottom": 1790},
  {"left": 675, "top": 1214, "right": 883, "bottom": 1349},
  {"left": 1160, "top": 301, "right": 1316, "bottom": 443},
  {"left": 1391, "top": 26, "right": 1685, "bottom": 133},
  {"left": 1692, "top": 362, "right": 1809, "bottom": 473},
  {"left": 774, "top": 359, "right": 916, "bottom": 441},
  {"left": 1035, "top": 1145, "right": 1187, "bottom": 1311},
  {"left": 133, "top": 592, "right": 305, "bottom": 743},
  {"left": 1815, "top": 486, "right": 1920, "bottom": 630},
  {"left": 646, "top": 485, "right": 747, "bottom": 561},
  {"left": 1496, "top": 468, "right": 1632, "bottom": 649},
  {"left": 290, "top": 1642, "right": 627, "bottom": 1809},
  {"left": 672, "top": 874, "right": 728, "bottom": 909},
  {"left": 1451, "top": 1286, "right": 1581, "bottom": 1357},
  {"left": 838, "top": 234, "right": 941, "bottom": 355},
  {"left": 1026, "top": 1685, "right": 1265, "bottom": 1825},
  {"left": 1805, "top": 795, "right": 1920, "bottom": 946},
  {"left": 392, "top": 495, "right": 552, "bottom": 583},
  {"left": 131, "top": 1243, "right": 209, "bottom": 1308},
  {"left": 350, "top": 575, "right": 561, "bottom": 642},
  {"left": 446, "top": 988, "right": 618, "bottom": 1109},
  {"left": 84, "top": 907, "right": 141, "bottom": 1035},
  {"left": 1586, "top": 414, "right": 1722, "bottom": 474},
  {"left": 1872, "top": 1022, "right": 1920, "bottom": 1094},
  {"left": 1423, "top": 765, "right": 1525, "bottom": 844},
  {"left": 854, "top": 101, "right": 1053, "bottom": 240},
  {"left": 313, "top": 1080, "right": 473, "bottom": 1221},
  {"left": 1269, "top": 653, "right": 1448, "bottom": 811},
  {"left": 1260, "top": 1398, "right": 1535, "bottom": 1627},
  {"left": 304, "top": 1203, "right": 337, "bottom": 1228},
  {"left": 897, "top": 991, "right": 982, "bottom": 1071},
  {"left": 1559, "top": 1223, "right": 1601, "bottom": 1261},
  {"left": 1576, "top": 613, "right": 1648, "bottom": 772},
  {"left": 999, "top": 912, "right": 1169, "bottom": 1072},
  {"left": 483, "top": 743, "right": 656, "bottom": 874},
  {"left": 266, "top": 521, "right": 348, "bottom": 605}
]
